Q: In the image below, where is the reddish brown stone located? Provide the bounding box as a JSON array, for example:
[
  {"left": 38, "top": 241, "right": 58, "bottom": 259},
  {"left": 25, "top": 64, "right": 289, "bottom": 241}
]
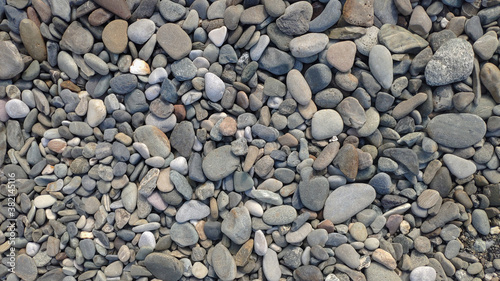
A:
[{"left": 88, "top": 8, "right": 113, "bottom": 26}]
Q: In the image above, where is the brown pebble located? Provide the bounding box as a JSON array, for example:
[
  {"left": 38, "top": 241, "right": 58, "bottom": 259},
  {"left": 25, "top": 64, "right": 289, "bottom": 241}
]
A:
[
  {"left": 60, "top": 80, "right": 81, "bottom": 92},
  {"left": 317, "top": 220, "right": 335, "bottom": 233},
  {"left": 219, "top": 117, "right": 237, "bottom": 136},
  {"left": 88, "top": 8, "right": 114, "bottom": 26},
  {"left": 47, "top": 139, "right": 67, "bottom": 153},
  {"left": 26, "top": 7, "right": 41, "bottom": 27},
  {"left": 173, "top": 104, "right": 186, "bottom": 121},
  {"left": 32, "top": 0, "right": 52, "bottom": 23}
]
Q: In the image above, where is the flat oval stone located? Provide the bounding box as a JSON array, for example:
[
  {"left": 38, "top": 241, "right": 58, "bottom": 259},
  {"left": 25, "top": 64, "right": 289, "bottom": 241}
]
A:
[
  {"left": 202, "top": 145, "right": 240, "bottom": 181},
  {"left": 157, "top": 23, "right": 192, "bottom": 60},
  {"left": 369, "top": 44, "right": 393, "bottom": 89},
  {"left": 133, "top": 125, "right": 171, "bottom": 157},
  {"left": 212, "top": 243, "right": 237, "bottom": 280},
  {"left": 287, "top": 69, "right": 311, "bottom": 105},
  {"left": 289, "top": 33, "right": 329, "bottom": 58},
  {"left": 144, "top": 253, "right": 184, "bottom": 281},
  {"left": 323, "top": 183, "right": 376, "bottom": 224},
  {"left": 426, "top": 113, "right": 486, "bottom": 148},
  {"left": 102, "top": 20, "right": 128, "bottom": 54},
  {"left": 19, "top": 19, "right": 46, "bottom": 62},
  {"left": 15, "top": 254, "right": 37, "bottom": 281},
  {"left": 262, "top": 205, "right": 297, "bottom": 225}
]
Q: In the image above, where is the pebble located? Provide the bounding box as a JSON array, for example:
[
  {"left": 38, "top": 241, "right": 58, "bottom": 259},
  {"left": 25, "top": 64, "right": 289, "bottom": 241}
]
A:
[
  {"left": 102, "top": 20, "right": 129, "bottom": 54},
  {"left": 211, "top": 243, "right": 237, "bottom": 280},
  {"left": 410, "top": 266, "right": 437, "bottom": 281},
  {"left": 289, "top": 33, "right": 329, "bottom": 58},
  {"left": 221, "top": 206, "right": 251, "bottom": 244},
  {"left": 324, "top": 183, "right": 376, "bottom": 224},
  {"left": 327, "top": 41, "right": 356, "bottom": 72},
  {"left": 175, "top": 200, "right": 210, "bottom": 223},
  {"left": 205, "top": 72, "right": 225, "bottom": 102},
  {"left": 5, "top": 99, "right": 29, "bottom": 118},
  {"left": 311, "top": 109, "right": 343, "bottom": 140},
  {"left": 157, "top": 23, "right": 192, "bottom": 60},
  {"left": 263, "top": 249, "right": 281, "bottom": 281},
  {"left": 128, "top": 19, "right": 156, "bottom": 45},
  {"left": 369, "top": 45, "right": 393, "bottom": 89},
  {"left": 60, "top": 21, "right": 94, "bottom": 55},
  {"left": 144, "top": 253, "right": 184, "bottom": 281},
  {"left": 262, "top": 205, "right": 297, "bottom": 225},
  {"left": 426, "top": 113, "right": 486, "bottom": 148},
  {"left": 202, "top": 145, "right": 239, "bottom": 181},
  {"left": 425, "top": 38, "right": 474, "bottom": 86},
  {"left": 442, "top": 154, "right": 476, "bottom": 179}
]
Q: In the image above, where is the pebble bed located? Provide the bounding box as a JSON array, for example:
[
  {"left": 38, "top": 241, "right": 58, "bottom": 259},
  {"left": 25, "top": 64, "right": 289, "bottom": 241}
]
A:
[{"left": 1, "top": 0, "right": 500, "bottom": 281}]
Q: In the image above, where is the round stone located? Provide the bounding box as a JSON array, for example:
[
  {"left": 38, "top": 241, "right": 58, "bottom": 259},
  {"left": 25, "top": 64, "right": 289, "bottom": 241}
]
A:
[
  {"left": 5, "top": 99, "right": 29, "bottom": 118},
  {"left": 311, "top": 109, "right": 343, "bottom": 140},
  {"left": 157, "top": 23, "right": 192, "bottom": 60},
  {"left": 102, "top": 20, "right": 128, "bottom": 54}
]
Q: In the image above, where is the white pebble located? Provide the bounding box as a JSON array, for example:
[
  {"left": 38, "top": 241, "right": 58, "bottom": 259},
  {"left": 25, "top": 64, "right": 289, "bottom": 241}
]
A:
[{"left": 170, "top": 157, "right": 188, "bottom": 175}]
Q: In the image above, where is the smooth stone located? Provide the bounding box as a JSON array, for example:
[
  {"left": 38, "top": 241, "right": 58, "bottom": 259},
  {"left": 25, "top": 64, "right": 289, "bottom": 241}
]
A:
[
  {"left": 222, "top": 206, "right": 251, "bottom": 244},
  {"left": 289, "top": 33, "right": 329, "bottom": 58},
  {"left": 110, "top": 74, "right": 137, "bottom": 94},
  {"left": 276, "top": 1, "right": 313, "bottom": 36},
  {"left": 471, "top": 209, "right": 490, "bottom": 235},
  {"left": 293, "top": 265, "right": 323, "bottom": 281},
  {"left": 311, "top": 109, "right": 343, "bottom": 140},
  {"left": 323, "top": 183, "right": 376, "bottom": 224},
  {"left": 5, "top": 99, "right": 29, "bottom": 118},
  {"left": 87, "top": 99, "right": 106, "bottom": 127},
  {"left": 159, "top": 0, "right": 186, "bottom": 21},
  {"left": 442, "top": 154, "right": 476, "bottom": 179},
  {"left": 169, "top": 121, "right": 195, "bottom": 157},
  {"left": 102, "top": 20, "right": 128, "bottom": 54},
  {"left": 0, "top": 41, "right": 24, "bottom": 79},
  {"left": 258, "top": 47, "right": 295, "bottom": 75},
  {"left": 378, "top": 24, "right": 429, "bottom": 54},
  {"left": 365, "top": 262, "right": 401, "bottom": 281},
  {"left": 421, "top": 201, "right": 460, "bottom": 233},
  {"left": 15, "top": 254, "right": 37, "bottom": 281},
  {"left": 144, "top": 253, "right": 183, "bottom": 281},
  {"left": 211, "top": 243, "right": 237, "bottom": 281},
  {"left": 369, "top": 45, "right": 393, "bottom": 89},
  {"left": 287, "top": 69, "right": 311, "bottom": 106},
  {"left": 410, "top": 266, "right": 437, "bottom": 281},
  {"left": 175, "top": 200, "right": 210, "bottom": 223},
  {"left": 327, "top": 41, "right": 356, "bottom": 72},
  {"left": 134, "top": 125, "right": 171, "bottom": 157},
  {"left": 343, "top": 0, "right": 375, "bottom": 27},
  {"left": 337, "top": 97, "right": 366, "bottom": 129},
  {"left": 157, "top": 23, "right": 192, "bottom": 60},
  {"left": 202, "top": 145, "right": 240, "bottom": 181},
  {"left": 19, "top": 19, "right": 46, "bottom": 62},
  {"left": 263, "top": 249, "right": 281, "bottom": 281},
  {"left": 60, "top": 21, "right": 93, "bottom": 55},
  {"left": 426, "top": 113, "right": 486, "bottom": 148},
  {"left": 480, "top": 63, "right": 500, "bottom": 103},
  {"left": 425, "top": 38, "right": 474, "bottom": 86},
  {"left": 309, "top": 0, "right": 341, "bottom": 32},
  {"left": 33, "top": 194, "right": 56, "bottom": 208},
  {"left": 205, "top": 72, "right": 225, "bottom": 102},
  {"left": 262, "top": 205, "right": 297, "bottom": 225},
  {"left": 299, "top": 176, "right": 329, "bottom": 211},
  {"left": 170, "top": 222, "right": 199, "bottom": 247},
  {"left": 128, "top": 19, "right": 155, "bottom": 45},
  {"left": 57, "top": 51, "right": 79, "bottom": 80},
  {"left": 335, "top": 244, "right": 360, "bottom": 269}
]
